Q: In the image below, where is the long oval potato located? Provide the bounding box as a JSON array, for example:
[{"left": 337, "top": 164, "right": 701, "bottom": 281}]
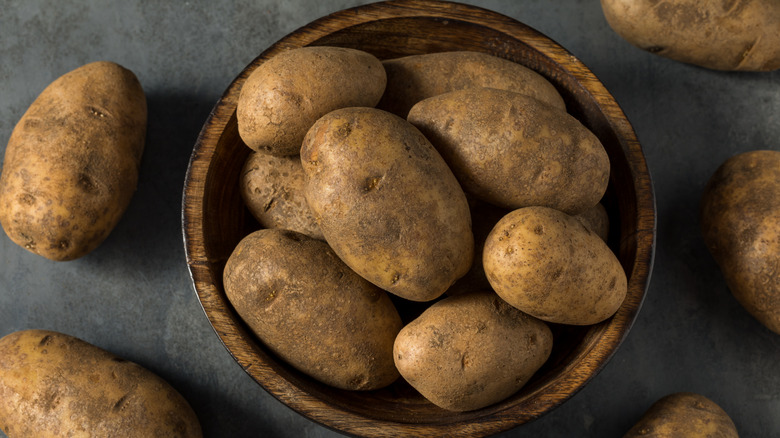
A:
[
  {"left": 223, "top": 229, "right": 402, "bottom": 390},
  {"left": 408, "top": 87, "right": 609, "bottom": 215},
  {"left": 0, "top": 61, "right": 146, "bottom": 261},
  {"left": 624, "top": 392, "right": 738, "bottom": 438},
  {"left": 483, "top": 206, "right": 627, "bottom": 325},
  {"left": 701, "top": 150, "right": 780, "bottom": 334},
  {"left": 0, "top": 330, "right": 201, "bottom": 438},
  {"left": 301, "top": 107, "right": 474, "bottom": 302},
  {"left": 601, "top": 0, "right": 780, "bottom": 71},
  {"left": 393, "top": 291, "right": 552, "bottom": 412},
  {"left": 377, "top": 51, "right": 565, "bottom": 117},
  {"left": 237, "top": 46, "right": 386, "bottom": 156}
]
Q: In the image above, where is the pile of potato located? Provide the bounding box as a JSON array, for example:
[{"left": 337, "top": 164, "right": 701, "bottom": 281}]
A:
[{"left": 225, "top": 46, "right": 628, "bottom": 411}]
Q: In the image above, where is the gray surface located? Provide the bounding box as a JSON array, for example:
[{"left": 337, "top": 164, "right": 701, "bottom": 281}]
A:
[{"left": 0, "top": 1, "right": 778, "bottom": 437}]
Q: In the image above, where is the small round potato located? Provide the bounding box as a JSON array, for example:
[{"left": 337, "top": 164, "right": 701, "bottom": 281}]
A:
[
  {"left": 393, "top": 291, "right": 552, "bottom": 412},
  {"left": 483, "top": 206, "right": 627, "bottom": 325},
  {"left": 701, "top": 150, "right": 780, "bottom": 334},
  {"left": 237, "top": 46, "right": 386, "bottom": 156},
  {"left": 408, "top": 87, "right": 609, "bottom": 215},
  {"left": 301, "top": 107, "right": 474, "bottom": 302},
  {"left": 0, "top": 330, "right": 201, "bottom": 438},
  {"left": 624, "top": 392, "right": 738, "bottom": 438},
  {"left": 377, "top": 51, "right": 565, "bottom": 117},
  {"left": 240, "top": 151, "right": 323, "bottom": 239},
  {"left": 0, "top": 61, "right": 146, "bottom": 261},
  {"left": 223, "top": 229, "right": 402, "bottom": 390},
  {"left": 601, "top": 0, "right": 780, "bottom": 71}
]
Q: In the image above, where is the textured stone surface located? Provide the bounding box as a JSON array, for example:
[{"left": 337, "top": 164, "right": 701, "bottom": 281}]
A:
[{"left": 0, "top": 1, "right": 779, "bottom": 437}]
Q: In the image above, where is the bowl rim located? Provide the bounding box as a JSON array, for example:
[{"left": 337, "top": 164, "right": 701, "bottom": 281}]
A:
[{"left": 182, "top": 0, "right": 656, "bottom": 436}]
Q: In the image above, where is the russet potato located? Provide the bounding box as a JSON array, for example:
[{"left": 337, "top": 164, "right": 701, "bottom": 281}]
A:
[
  {"left": 0, "top": 330, "right": 201, "bottom": 438},
  {"left": 0, "top": 61, "right": 146, "bottom": 261},
  {"left": 483, "top": 206, "right": 627, "bottom": 325},
  {"left": 301, "top": 107, "right": 474, "bottom": 302},
  {"left": 223, "top": 228, "right": 402, "bottom": 390}
]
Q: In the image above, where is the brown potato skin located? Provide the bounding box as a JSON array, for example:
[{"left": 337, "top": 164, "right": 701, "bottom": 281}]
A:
[
  {"left": 237, "top": 46, "right": 386, "bottom": 156},
  {"left": 223, "top": 229, "right": 402, "bottom": 390},
  {"left": 408, "top": 87, "right": 609, "bottom": 215},
  {"left": 0, "top": 330, "right": 201, "bottom": 438},
  {"left": 624, "top": 392, "right": 738, "bottom": 438},
  {"left": 301, "top": 107, "right": 474, "bottom": 302},
  {"left": 240, "top": 152, "right": 323, "bottom": 239},
  {"left": 393, "top": 291, "right": 553, "bottom": 412},
  {"left": 377, "top": 51, "right": 565, "bottom": 117},
  {"left": 701, "top": 150, "right": 780, "bottom": 334},
  {"left": 483, "top": 206, "right": 627, "bottom": 325},
  {"left": 0, "top": 61, "right": 146, "bottom": 261},
  {"left": 601, "top": 0, "right": 780, "bottom": 71}
]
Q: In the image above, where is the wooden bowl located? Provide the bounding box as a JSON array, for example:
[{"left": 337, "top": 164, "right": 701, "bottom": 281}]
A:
[{"left": 182, "top": 0, "right": 656, "bottom": 436}]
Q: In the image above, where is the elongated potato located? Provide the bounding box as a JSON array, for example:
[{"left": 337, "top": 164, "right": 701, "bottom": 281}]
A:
[
  {"left": 0, "top": 330, "right": 201, "bottom": 438},
  {"left": 701, "top": 150, "right": 780, "bottom": 334},
  {"left": 601, "top": 0, "right": 780, "bottom": 71},
  {"left": 408, "top": 87, "right": 609, "bottom": 215},
  {"left": 377, "top": 51, "right": 565, "bottom": 117},
  {"left": 223, "top": 229, "right": 402, "bottom": 390},
  {"left": 240, "top": 151, "right": 323, "bottom": 239},
  {"left": 393, "top": 291, "right": 552, "bottom": 412},
  {"left": 237, "top": 46, "right": 386, "bottom": 156},
  {"left": 301, "top": 107, "right": 474, "bottom": 302},
  {"left": 0, "top": 61, "right": 146, "bottom": 261},
  {"left": 624, "top": 392, "right": 738, "bottom": 438},
  {"left": 483, "top": 206, "right": 627, "bottom": 325}
]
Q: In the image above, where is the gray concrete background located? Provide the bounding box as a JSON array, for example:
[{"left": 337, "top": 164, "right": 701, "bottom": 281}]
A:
[{"left": 1, "top": 1, "right": 779, "bottom": 436}]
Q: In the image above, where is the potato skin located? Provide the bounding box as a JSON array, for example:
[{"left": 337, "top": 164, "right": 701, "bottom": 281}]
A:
[
  {"left": 237, "top": 46, "right": 386, "bottom": 156},
  {"left": 701, "top": 150, "right": 780, "bottom": 334},
  {"left": 240, "top": 152, "right": 323, "bottom": 239},
  {"left": 0, "top": 61, "right": 146, "bottom": 261},
  {"left": 377, "top": 51, "right": 565, "bottom": 117},
  {"left": 223, "top": 229, "right": 402, "bottom": 390},
  {"left": 0, "top": 330, "right": 201, "bottom": 438},
  {"left": 408, "top": 87, "right": 609, "bottom": 215},
  {"left": 601, "top": 0, "right": 780, "bottom": 71},
  {"left": 624, "top": 392, "right": 738, "bottom": 438},
  {"left": 393, "top": 291, "right": 552, "bottom": 412},
  {"left": 483, "top": 206, "right": 627, "bottom": 325},
  {"left": 301, "top": 107, "right": 474, "bottom": 302}
]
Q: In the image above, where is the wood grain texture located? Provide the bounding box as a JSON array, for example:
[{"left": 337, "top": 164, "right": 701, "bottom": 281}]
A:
[{"left": 182, "top": 0, "right": 656, "bottom": 436}]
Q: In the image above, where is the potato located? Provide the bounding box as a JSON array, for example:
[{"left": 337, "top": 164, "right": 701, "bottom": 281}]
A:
[
  {"left": 377, "top": 51, "right": 565, "bottom": 117},
  {"left": 301, "top": 107, "right": 474, "bottom": 302},
  {"left": 601, "top": 0, "right": 780, "bottom": 71},
  {"left": 0, "top": 329, "right": 201, "bottom": 438},
  {"left": 574, "top": 202, "right": 610, "bottom": 242},
  {"left": 237, "top": 46, "right": 386, "bottom": 156},
  {"left": 223, "top": 228, "right": 402, "bottom": 390},
  {"left": 240, "top": 151, "right": 323, "bottom": 239},
  {"left": 0, "top": 61, "right": 146, "bottom": 261},
  {"left": 408, "top": 87, "right": 610, "bottom": 215},
  {"left": 624, "top": 392, "right": 738, "bottom": 438},
  {"left": 701, "top": 150, "right": 780, "bottom": 334},
  {"left": 393, "top": 291, "right": 552, "bottom": 412},
  {"left": 483, "top": 206, "right": 627, "bottom": 325}
]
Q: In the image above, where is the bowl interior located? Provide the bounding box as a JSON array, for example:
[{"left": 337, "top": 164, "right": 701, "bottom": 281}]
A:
[{"left": 183, "top": 1, "right": 654, "bottom": 436}]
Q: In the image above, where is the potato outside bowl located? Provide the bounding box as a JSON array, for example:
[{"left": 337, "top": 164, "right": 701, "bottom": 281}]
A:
[{"left": 182, "top": 0, "right": 656, "bottom": 436}]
